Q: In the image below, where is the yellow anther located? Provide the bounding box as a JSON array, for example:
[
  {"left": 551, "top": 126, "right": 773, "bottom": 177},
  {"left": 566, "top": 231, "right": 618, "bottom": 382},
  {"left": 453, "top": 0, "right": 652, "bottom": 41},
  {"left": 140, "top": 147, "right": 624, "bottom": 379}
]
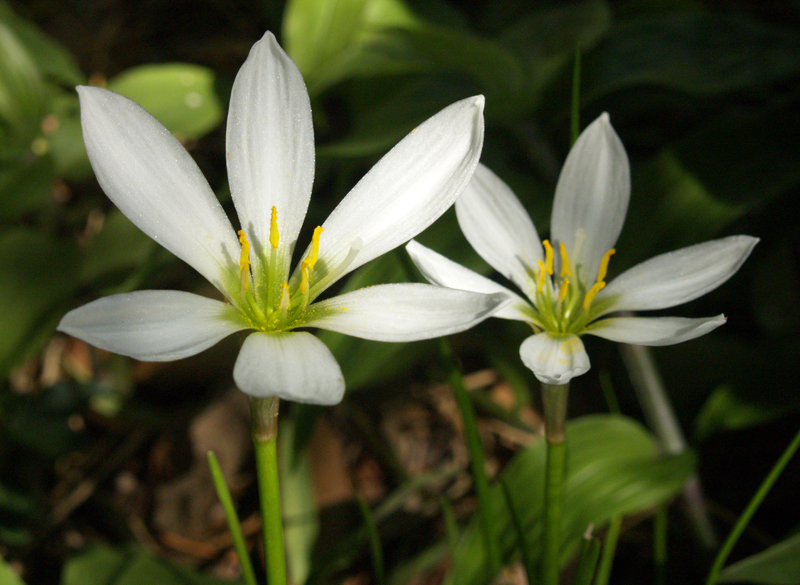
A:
[
  {"left": 583, "top": 281, "right": 606, "bottom": 310},
  {"left": 278, "top": 282, "right": 290, "bottom": 314},
  {"left": 559, "top": 242, "right": 572, "bottom": 278},
  {"left": 536, "top": 260, "right": 547, "bottom": 294},
  {"left": 597, "top": 248, "right": 616, "bottom": 284},
  {"left": 300, "top": 262, "right": 310, "bottom": 295},
  {"left": 543, "top": 240, "right": 554, "bottom": 275},
  {"left": 238, "top": 230, "right": 251, "bottom": 292},
  {"left": 558, "top": 278, "right": 570, "bottom": 302},
  {"left": 304, "top": 226, "right": 323, "bottom": 269},
  {"left": 270, "top": 206, "right": 280, "bottom": 250}
]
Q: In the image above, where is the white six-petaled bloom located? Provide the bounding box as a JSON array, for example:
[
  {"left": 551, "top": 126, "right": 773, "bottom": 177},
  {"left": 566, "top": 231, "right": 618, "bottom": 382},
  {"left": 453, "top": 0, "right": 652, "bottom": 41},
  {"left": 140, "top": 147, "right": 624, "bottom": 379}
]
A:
[
  {"left": 407, "top": 113, "right": 757, "bottom": 385},
  {"left": 58, "top": 31, "right": 510, "bottom": 404}
]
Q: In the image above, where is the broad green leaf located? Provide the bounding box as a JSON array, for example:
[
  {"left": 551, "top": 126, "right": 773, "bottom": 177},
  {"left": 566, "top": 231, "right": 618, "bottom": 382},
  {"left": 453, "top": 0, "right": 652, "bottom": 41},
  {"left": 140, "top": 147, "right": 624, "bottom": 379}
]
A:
[
  {"left": 719, "top": 531, "right": 800, "bottom": 584},
  {"left": 0, "top": 229, "right": 81, "bottom": 376},
  {"left": 0, "top": 21, "right": 47, "bottom": 155},
  {"left": 279, "top": 419, "right": 319, "bottom": 584},
  {"left": 0, "top": 557, "right": 25, "bottom": 585},
  {"left": 695, "top": 385, "right": 796, "bottom": 441},
  {"left": 283, "top": 0, "right": 419, "bottom": 91},
  {"left": 107, "top": 64, "right": 224, "bottom": 140},
  {"left": 0, "top": 1, "right": 84, "bottom": 87},
  {"left": 583, "top": 13, "right": 800, "bottom": 99},
  {"left": 61, "top": 544, "right": 240, "bottom": 585},
  {"left": 79, "top": 209, "right": 159, "bottom": 290},
  {"left": 0, "top": 153, "right": 54, "bottom": 222},
  {"left": 448, "top": 414, "right": 695, "bottom": 585}
]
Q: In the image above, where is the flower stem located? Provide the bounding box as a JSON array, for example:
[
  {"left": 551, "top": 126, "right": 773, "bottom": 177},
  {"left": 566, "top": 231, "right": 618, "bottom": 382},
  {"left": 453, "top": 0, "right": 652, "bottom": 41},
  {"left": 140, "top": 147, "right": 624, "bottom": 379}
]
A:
[
  {"left": 208, "top": 451, "right": 258, "bottom": 585},
  {"left": 250, "top": 396, "right": 287, "bottom": 585},
  {"left": 438, "top": 338, "right": 501, "bottom": 580},
  {"left": 541, "top": 382, "right": 569, "bottom": 585},
  {"left": 705, "top": 425, "right": 800, "bottom": 585}
]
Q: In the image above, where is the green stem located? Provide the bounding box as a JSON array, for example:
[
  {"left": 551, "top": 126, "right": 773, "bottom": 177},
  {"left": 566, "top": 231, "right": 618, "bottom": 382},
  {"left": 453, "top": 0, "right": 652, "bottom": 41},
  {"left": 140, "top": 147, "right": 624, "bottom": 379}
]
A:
[
  {"left": 357, "top": 496, "right": 385, "bottom": 585},
  {"left": 574, "top": 526, "right": 601, "bottom": 585},
  {"left": 250, "top": 396, "right": 287, "bottom": 585},
  {"left": 705, "top": 425, "right": 800, "bottom": 585},
  {"left": 208, "top": 451, "right": 258, "bottom": 585},
  {"left": 439, "top": 338, "right": 501, "bottom": 580},
  {"left": 594, "top": 515, "right": 622, "bottom": 585},
  {"left": 541, "top": 383, "right": 569, "bottom": 585}
]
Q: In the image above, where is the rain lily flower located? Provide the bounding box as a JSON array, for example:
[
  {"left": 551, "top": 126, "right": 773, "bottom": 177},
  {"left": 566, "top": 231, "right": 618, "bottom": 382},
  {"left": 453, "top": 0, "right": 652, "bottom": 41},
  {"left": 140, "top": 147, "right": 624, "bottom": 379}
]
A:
[
  {"left": 58, "top": 32, "right": 508, "bottom": 404},
  {"left": 407, "top": 113, "right": 757, "bottom": 385}
]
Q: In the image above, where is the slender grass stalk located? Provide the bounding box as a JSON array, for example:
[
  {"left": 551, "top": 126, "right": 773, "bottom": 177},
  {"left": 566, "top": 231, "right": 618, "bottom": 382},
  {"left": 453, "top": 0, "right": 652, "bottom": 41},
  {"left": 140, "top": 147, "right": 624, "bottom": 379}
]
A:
[
  {"left": 208, "top": 451, "right": 258, "bottom": 585},
  {"left": 654, "top": 505, "right": 668, "bottom": 585},
  {"left": 438, "top": 337, "right": 502, "bottom": 580},
  {"left": 250, "top": 396, "right": 287, "bottom": 585},
  {"left": 594, "top": 515, "right": 622, "bottom": 585},
  {"left": 705, "top": 425, "right": 800, "bottom": 585},
  {"left": 541, "top": 382, "right": 569, "bottom": 585},
  {"left": 574, "top": 526, "right": 601, "bottom": 585},
  {"left": 440, "top": 496, "right": 460, "bottom": 557},
  {"left": 357, "top": 496, "right": 385, "bottom": 585}
]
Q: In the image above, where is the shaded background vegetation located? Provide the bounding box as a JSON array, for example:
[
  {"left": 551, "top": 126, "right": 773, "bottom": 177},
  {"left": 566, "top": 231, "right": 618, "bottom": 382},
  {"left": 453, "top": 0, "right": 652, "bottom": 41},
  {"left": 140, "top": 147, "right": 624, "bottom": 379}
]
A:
[{"left": 1, "top": 0, "right": 799, "bottom": 583}]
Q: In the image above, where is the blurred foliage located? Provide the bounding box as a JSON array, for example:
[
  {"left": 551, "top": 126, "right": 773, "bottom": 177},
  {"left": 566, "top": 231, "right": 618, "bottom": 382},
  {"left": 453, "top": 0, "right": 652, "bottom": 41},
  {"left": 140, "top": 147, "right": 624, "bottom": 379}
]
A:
[{"left": 1, "top": 0, "right": 799, "bottom": 583}]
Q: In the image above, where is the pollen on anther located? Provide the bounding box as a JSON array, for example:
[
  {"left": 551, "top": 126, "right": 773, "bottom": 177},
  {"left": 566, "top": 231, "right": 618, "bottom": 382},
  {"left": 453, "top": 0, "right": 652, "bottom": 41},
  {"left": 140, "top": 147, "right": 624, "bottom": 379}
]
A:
[
  {"left": 559, "top": 243, "right": 572, "bottom": 278},
  {"left": 558, "top": 278, "right": 570, "bottom": 302},
  {"left": 305, "top": 226, "right": 323, "bottom": 269},
  {"left": 270, "top": 206, "right": 280, "bottom": 250},
  {"left": 597, "top": 249, "right": 615, "bottom": 283},
  {"left": 536, "top": 260, "right": 547, "bottom": 294},
  {"left": 583, "top": 281, "right": 605, "bottom": 310},
  {"left": 543, "top": 240, "right": 554, "bottom": 275},
  {"left": 238, "top": 230, "right": 251, "bottom": 292}
]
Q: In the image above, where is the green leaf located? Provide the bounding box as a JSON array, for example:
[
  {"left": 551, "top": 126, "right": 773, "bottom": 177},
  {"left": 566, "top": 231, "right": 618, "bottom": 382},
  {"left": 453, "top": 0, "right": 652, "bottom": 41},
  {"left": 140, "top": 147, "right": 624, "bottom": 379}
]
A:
[
  {"left": 107, "top": 64, "right": 224, "bottom": 139},
  {"left": 584, "top": 13, "right": 800, "bottom": 99},
  {"left": 0, "top": 229, "right": 81, "bottom": 376},
  {"left": 0, "top": 153, "right": 54, "bottom": 222},
  {"left": 448, "top": 414, "right": 696, "bottom": 585},
  {"left": 0, "top": 1, "right": 84, "bottom": 87},
  {"left": 695, "top": 385, "right": 796, "bottom": 441},
  {"left": 0, "top": 21, "right": 48, "bottom": 155},
  {"left": 61, "top": 544, "right": 241, "bottom": 585},
  {"left": 0, "top": 556, "right": 25, "bottom": 585},
  {"left": 719, "top": 531, "right": 800, "bottom": 584},
  {"left": 283, "top": 0, "right": 419, "bottom": 92}
]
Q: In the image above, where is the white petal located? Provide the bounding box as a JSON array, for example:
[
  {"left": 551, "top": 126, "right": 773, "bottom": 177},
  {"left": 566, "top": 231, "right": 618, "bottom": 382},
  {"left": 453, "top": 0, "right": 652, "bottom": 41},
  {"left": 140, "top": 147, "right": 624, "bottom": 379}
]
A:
[
  {"left": 57, "top": 291, "right": 248, "bottom": 361},
  {"left": 585, "top": 315, "right": 726, "bottom": 345},
  {"left": 305, "top": 96, "right": 485, "bottom": 295},
  {"left": 227, "top": 32, "right": 314, "bottom": 273},
  {"left": 406, "top": 240, "right": 533, "bottom": 322},
  {"left": 455, "top": 163, "right": 542, "bottom": 293},
  {"left": 233, "top": 331, "right": 344, "bottom": 404},
  {"left": 519, "top": 333, "right": 590, "bottom": 385},
  {"left": 78, "top": 86, "right": 239, "bottom": 294},
  {"left": 596, "top": 236, "right": 758, "bottom": 314},
  {"left": 303, "top": 283, "right": 509, "bottom": 342},
  {"left": 550, "top": 113, "right": 630, "bottom": 284}
]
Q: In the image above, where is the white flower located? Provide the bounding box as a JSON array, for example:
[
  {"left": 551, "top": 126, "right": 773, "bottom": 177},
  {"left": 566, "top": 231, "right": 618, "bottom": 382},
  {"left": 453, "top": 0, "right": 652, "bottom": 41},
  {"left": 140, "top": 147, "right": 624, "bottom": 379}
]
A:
[
  {"left": 407, "top": 113, "right": 757, "bottom": 385},
  {"left": 58, "top": 32, "right": 508, "bottom": 405}
]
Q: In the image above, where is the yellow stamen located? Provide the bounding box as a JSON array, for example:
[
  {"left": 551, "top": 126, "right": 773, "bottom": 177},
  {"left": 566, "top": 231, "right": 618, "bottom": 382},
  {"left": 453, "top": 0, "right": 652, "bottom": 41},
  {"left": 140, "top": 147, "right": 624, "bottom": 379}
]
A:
[
  {"left": 558, "top": 278, "right": 570, "bottom": 302},
  {"left": 597, "top": 248, "right": 616, "bottom": 283},
  {"left": 583, "top": 281, "right": 606, "bottom": 310},
  {"left": 559, "top": 242, "right": 572, "bottom": 278},
  {"left": 543, "top": 240, "right": 554, "bottom": 275},
  {"left": 300, "top": 262, "right": 310, "bottom": 295},
  {"left": 304, "top": 226, "right": 323, "bottom": 269},
  {"left": 270, "top": 206, "right": 280, "bottom": 250},
  {"left": 238, "top": 230, "right": 251, "bottom": 292},
  {"left": 278, "top": 282, "right": 290, "bottom": 314},
  {"left": 536, "top": 260, "right": 547, "bottom": 294}
]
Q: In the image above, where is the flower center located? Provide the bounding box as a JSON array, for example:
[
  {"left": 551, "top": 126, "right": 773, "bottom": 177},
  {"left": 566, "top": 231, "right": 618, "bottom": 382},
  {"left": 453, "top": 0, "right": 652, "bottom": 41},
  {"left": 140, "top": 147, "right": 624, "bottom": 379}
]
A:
[
  {"left": 529, "top": 240, "right": 615, "bottom": 335},
  {"left": 235, "top": 206, "right": 325, "bottom": 332}
]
